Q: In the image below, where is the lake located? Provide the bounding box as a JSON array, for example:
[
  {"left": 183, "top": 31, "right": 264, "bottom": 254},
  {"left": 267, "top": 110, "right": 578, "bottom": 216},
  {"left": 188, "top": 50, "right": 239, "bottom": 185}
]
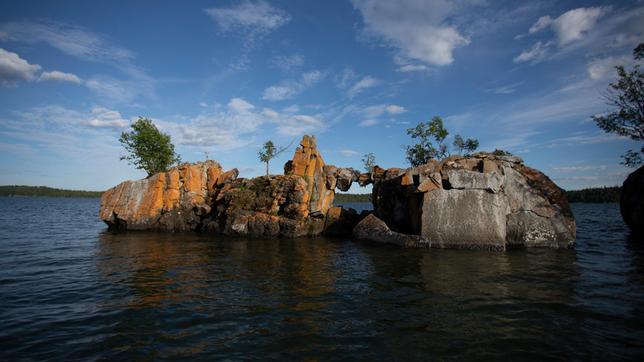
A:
[{"left": 1, "top": 197, "right": 643, "bottom": 360}]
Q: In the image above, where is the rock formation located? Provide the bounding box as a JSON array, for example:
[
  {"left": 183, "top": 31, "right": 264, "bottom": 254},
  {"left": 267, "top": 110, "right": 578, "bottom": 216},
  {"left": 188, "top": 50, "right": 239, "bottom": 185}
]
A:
[
  {"left": 621, "top": 165, "right": 644, "bottom": 236},
  {"left": 357, "top": 153, "right": 576, "bottom": 250},
  {"left": 100, "top": 135, "right": 575, "bottom": 249},
  {"left": 100, "top": 136, "right": 362, "bottom": 237}
]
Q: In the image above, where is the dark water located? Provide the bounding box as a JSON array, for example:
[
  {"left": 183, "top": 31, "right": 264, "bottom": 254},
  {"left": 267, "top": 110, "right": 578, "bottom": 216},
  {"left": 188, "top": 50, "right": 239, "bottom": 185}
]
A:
[{"left": 1, "top": 197, "right": 643, "bottom": 361}]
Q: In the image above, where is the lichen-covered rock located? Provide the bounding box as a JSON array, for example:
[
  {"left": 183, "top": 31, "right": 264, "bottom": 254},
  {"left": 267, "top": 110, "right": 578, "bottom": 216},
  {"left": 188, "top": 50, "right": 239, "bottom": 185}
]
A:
[
  {"left": 99, "top": 135, "right": 356, "bottom": 239},
  {"left": 367, "top": 153, "right": 576, "bottom": 249},
  {"left": 99, "top": 160, "right": 225, "bottom": 231},
  {"left": 621, "top": 165, "right": 644, "bottom": 236},
  {"left": 353, "top": 214, "right": 427, "bottom": 247}
]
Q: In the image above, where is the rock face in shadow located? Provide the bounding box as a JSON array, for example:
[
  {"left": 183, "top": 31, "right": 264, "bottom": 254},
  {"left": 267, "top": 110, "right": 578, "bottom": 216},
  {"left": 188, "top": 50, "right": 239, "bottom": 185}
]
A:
[
  {"left": 353, "top": 214, "right": 427, "bottom": 247},
  {"left": 100, "top": 135, "right": 364, "bottom": 238},
  {"left": 621, "top": 165, "right": 644, "bottom": 236},
  {"left": 360, "top": 153, "right": 576, "bottom": 249}
]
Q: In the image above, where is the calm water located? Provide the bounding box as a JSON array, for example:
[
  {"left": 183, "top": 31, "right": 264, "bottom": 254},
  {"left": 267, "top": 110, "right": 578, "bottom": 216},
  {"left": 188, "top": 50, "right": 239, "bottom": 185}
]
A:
[{"left": 1, "top": 197, "right": 643, "bottom": 361}]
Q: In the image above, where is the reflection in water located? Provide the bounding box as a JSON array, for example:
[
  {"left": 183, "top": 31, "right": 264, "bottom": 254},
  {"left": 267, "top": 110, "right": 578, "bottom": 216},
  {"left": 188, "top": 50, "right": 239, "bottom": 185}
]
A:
[{"left": 1, "top": 198, "right": 644, "bottom": 360}]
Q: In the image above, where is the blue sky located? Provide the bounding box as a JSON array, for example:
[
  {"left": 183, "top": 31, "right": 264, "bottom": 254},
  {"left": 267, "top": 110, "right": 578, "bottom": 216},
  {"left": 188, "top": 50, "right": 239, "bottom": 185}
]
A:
[{"left": 0, "top": 0, "right": 642, "bottom": 192}]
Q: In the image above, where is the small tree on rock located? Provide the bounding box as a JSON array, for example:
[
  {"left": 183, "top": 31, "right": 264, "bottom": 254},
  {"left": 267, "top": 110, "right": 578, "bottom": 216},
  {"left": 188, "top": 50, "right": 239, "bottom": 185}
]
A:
[
  {"left": 405, "top": 116, "right": 449, "bottom": 166},
  {"left": 258, "top": 140, "right": 292, "bottom": 177},
  {"left": 362, "top": 152, "right": 376, "bottom": 172},
  {"left": 453, "top": 134, "right": 479, "bottom": 156},
  {"left": 119, "top": 117, "right": 181, "bottom": 177},
  {"left": 593, "top": 43, "right": 644, "bottom": 167}
]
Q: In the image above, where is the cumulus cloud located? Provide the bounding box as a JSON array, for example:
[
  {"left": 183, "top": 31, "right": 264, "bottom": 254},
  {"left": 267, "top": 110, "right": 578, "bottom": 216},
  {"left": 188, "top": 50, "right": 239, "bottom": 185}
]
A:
[
  {"left": 352, "top": 0, "right": 470, "bottom": 67},
  {"left": 83, "top": 106, "right": 129, "bottom": 129},
  {"left": 517, "top": 7, "right": 607, "bottom": 64},
  {"left": 262, "top": 70, "right": 325, "bottom": 101},
  {"left": 39, "top": 70, "right": 82, "bottom": 84},
  {"left": 204, "top": 0, "right": 290, "bottom": 34},
  {"left": 0, "top": 48, "right": 41, "bottom": 85},
  {"left": 158, "top": 98, "right": 326, "bottom": 149},
  {"left": 386, "top": 104, "right": 407, "bottom": 114},
  {"left": 348, "top": 75, "right": 380, "bottom": 97}
]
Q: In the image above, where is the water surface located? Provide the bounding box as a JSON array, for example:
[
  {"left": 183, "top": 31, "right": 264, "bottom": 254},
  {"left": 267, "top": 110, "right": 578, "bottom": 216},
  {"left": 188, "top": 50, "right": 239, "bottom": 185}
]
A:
[{"left": 1, "top": 197, "right": 643, "bottom": 360}]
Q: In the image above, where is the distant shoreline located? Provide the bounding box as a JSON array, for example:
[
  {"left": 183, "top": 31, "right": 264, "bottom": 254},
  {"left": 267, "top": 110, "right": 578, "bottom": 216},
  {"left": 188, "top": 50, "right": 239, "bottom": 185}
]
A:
[{"left": 0, "top": 185, "right": 621, "bottom": 203}]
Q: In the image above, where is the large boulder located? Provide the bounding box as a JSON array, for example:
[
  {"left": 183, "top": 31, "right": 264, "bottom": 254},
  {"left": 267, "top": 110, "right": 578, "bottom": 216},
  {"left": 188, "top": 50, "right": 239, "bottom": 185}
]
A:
[
  {"left": 366, "top": 153, "right": 576, "bottom": 249},
  {"left": 621, "top": 165, "right": 644, "bottom": 235}
]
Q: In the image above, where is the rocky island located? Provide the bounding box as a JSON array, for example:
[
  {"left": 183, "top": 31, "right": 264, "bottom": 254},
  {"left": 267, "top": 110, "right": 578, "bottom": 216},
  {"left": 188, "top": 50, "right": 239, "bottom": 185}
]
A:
[{"left": 100, "top": 135, "right": 576, "bottom": 250}]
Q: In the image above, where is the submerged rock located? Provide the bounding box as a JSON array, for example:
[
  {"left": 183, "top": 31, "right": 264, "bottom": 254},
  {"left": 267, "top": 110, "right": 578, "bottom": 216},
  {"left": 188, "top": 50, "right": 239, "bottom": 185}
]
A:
[{"left": 621, "top": 165, "right": 644, "bottom": 236}]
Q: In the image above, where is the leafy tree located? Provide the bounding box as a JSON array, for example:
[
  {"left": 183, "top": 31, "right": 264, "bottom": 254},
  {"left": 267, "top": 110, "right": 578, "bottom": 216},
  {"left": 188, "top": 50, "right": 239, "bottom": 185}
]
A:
[
  {"left": 405, "top": 116, "right": 449, "bottom": 166},
  {"left": 453, "top": 134, "right": 479, "bottom": 155},
  {"left": 119, "top": 117, "right": 181, "bottom": 177},
  {"left": 258, "top": 140, "right": 291, "bottom": 177},
  {"left": 593, "top": 43, "right": 644, "bottom": 167},
  {"left": 362, "top": 152, "right": 376, "bottom": 172}
]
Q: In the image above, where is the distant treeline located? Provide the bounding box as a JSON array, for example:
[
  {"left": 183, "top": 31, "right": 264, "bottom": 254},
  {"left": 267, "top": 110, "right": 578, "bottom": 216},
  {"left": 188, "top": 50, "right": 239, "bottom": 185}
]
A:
[
  {"left": 0, "top": 186, "right": 103, "bottom": 198},
  {"left": 335, "top": 193, "right": 371, "bottom": 203},
  {"left": 0, "top": 185, "right": 620, "bottom": 203},
  {"left": 565, "top": 186, "right": 620, "bottom": 203}
]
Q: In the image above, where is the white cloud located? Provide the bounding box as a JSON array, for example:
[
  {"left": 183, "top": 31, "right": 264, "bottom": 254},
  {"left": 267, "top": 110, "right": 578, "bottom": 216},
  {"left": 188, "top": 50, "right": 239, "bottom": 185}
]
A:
[
  {"left": 276, "top": 115, "right": 325, "bottom": 136},
  {"left": 348, "top": 75, "right": 380, "bottom": 97},
  {"left": 339, "top": 149, "right": 360, "bottom": 157},
  {"left": 0, "top": 48, "right": 41, "bottom": 85},
  {"left": 513, "top": 41, "right": 550, "bottom": 63},
  {"left": 529, "top": 15, "right": 552, "bottom": 34},
  {"left": 386, "top": 104, "right": 407, "bottom": 114},
  {"left": 85, "top": 75, "right": 154, "bottom": 103},
  {"left": 271, "top": 54, "right": 304, "bottom": 71},
  {"left": 552, "top": 7, "right": 605, "bottom": 46},
  {"left": 262, "top": 108, "right": 279, "bottom": 119},
  {"left": 396, "top": 64, "right": 427, "bottom": 72},
  {"left": 84, "top": 106, "right": 129, "bottom": 129},
  {"left": 228, "top": 97, "right": 255, "bottom": 113},
  {"left": 0, "top": 20, "right": 134, "bottom": 65},
  {"left": 39, "top": 70, "right": 82, "bottom": 84},
  {"left": 554, "top": 164, "right": 607, "bottom": 173},
  {"left": 337, "top": 67, "right": 357, "bottom": 88},
  {"left": 587, "top": 55, "right": 631, "bottom": 81},
  {"left": 204, "top": 0, "right": 290, "bottom": 34},
  {"left": 262, "top": 70, "right": 325, "bottom": 101},
  {"left": 359, "top": 119, "right": 379, "bottom": 127},
  {"left": 521, "top": 7, "right": 606, "bottom": 52},
  {"left": 352, "top": 0, "right": 470, "bottom": 67}
]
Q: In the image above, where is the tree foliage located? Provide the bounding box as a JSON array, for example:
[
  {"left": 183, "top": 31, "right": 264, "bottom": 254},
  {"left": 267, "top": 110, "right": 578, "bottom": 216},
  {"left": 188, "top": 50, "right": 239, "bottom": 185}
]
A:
[
  {"left": 119, "top": 117, "right": 181, "bottom": 177},
  {"left": 362, "top": 152, "right": 376, "bottom": 172},
  {"left": 405, "top": 116, "right": 479, "bottom": 166},
  {"left": 453, "top": 135, "right": 479, "bottom": 156},
  {"left": 593, "top": 43, "right": 644, "bottom": 167}
]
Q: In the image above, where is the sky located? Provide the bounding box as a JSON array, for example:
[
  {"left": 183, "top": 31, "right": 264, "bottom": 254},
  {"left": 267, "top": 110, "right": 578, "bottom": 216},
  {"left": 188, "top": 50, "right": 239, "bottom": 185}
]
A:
[{"left": 0, "top": 0, "right": 642, "bottom": 192}]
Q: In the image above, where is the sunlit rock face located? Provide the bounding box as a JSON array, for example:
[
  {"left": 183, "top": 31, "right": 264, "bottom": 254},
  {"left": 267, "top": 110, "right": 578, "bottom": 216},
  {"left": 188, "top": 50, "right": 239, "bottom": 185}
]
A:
[
  {"left": 99, "top": 135, "right": 363, "bottom": 238},
  {"left": 361, "top": 153, "right": 576, "bottom": 250}
]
